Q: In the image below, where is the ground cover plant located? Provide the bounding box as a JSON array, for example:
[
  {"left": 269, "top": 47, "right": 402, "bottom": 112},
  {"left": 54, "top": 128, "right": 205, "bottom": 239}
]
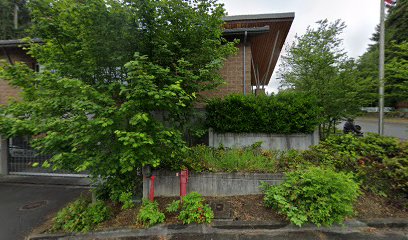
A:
[
  {"left": 166, "top": 192, "right": 214, "bottom": 224},
  {"left": 137, "top": 199, "right": 165, "bottom": 227},
  {"left": 185, "top": 143, "right": 280, "bottom": 173},
  {"left": 51, "top": 196, "right": 111, "bottom": 233},
  {"left": 36, "top": 191, "right": 408, "bottom": 235},
  {"left": 261, "top": 167, "right": 360, "bottom": 227}
]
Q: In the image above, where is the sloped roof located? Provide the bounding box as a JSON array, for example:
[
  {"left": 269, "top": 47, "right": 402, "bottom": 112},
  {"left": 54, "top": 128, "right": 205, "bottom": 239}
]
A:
[{"left": 223, "top": 13, "right": 295, "bottom": 87}]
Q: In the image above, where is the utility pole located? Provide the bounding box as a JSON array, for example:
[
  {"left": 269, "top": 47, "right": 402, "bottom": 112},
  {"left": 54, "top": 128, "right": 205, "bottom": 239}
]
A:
[
  {"left": 378, "top": 0, "right": 385, "bottom": 135},
  {"left": 14, "top": 3, "right": 19, "bottom": 30}
]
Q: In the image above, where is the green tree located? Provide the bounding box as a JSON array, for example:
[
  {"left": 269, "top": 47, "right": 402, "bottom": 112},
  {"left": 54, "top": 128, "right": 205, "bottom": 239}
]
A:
[
  {"left": 386, "top": 41, "right": 408, "bottom": 102},
  {"left": 278, "top": 19, "right": 374, "bottom": 139},
  {"left": 0, "top": 0, "right": 31, "bottom": 39},
  {"left": 357, "top": 0, "right": 408, "bottom": 107},
  {"left": 0, "top": 0, "right": 236, "bottom": 203}
]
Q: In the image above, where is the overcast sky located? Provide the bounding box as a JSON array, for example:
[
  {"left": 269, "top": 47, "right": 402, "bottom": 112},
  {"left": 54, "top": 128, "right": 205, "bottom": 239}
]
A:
[{"left": 218, "top": 0, "right": 382, "bottom": 93}]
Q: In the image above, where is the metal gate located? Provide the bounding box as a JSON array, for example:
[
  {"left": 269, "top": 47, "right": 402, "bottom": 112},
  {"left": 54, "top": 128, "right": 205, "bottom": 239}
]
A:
[{"left": 8, "top": 136, "right": 87, "bottom": 177}]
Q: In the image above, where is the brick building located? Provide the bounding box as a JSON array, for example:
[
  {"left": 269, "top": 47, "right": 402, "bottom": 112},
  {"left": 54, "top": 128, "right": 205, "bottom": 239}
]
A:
[
  {"left": 0, "top": 13, "right": 294, "bottom": 106},
  {"left": 0, "top": 39, "right": 41, "bottom": 105},
  {"left": 205, "top": 13, "right": 294, "bottom": 99}
]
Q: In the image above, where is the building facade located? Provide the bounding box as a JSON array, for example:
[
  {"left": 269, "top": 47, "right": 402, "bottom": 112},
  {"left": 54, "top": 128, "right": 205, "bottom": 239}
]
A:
[{"left": 0, "top": 13, "right": 295, "bottom": 106}]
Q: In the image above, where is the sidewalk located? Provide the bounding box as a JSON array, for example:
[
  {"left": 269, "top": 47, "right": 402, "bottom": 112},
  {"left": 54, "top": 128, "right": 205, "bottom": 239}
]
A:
[
  {"left": 27, "top": 218, "right": 408, "bottom": 240},
  {"left": 0, "top": 174, "right": 91, "bottom": 187},
  {"left": 0, "top": 175, "right": 89, "bottom": 240}
]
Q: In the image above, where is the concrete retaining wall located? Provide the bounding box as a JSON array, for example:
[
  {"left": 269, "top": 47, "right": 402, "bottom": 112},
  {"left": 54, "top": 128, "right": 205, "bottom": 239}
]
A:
[
  {"left": 208, "top": 128, "right": 319, "bottom": 150},
  {"left": 143, "top": 170, "right": 284, "bottom": 197}
]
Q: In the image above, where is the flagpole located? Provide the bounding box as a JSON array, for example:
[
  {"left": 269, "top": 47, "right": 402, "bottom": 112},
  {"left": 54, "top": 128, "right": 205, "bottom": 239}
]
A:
[{"left": 379, "top": 0, "right": 385, "bottom": 135}]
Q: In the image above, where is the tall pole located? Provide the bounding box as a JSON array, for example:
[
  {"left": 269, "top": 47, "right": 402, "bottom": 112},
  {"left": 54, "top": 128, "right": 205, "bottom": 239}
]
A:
[
  {"left": 14, "top": 4, "right": 19, "bottom": 30},
  {"left": 379, "top": 0, "right": 385, "bottom": 135}
]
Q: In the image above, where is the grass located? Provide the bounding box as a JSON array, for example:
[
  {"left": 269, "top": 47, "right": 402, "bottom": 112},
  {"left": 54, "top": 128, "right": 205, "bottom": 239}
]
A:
[{"left": 186, "top": 145, "right": 283, "bottom": 173}]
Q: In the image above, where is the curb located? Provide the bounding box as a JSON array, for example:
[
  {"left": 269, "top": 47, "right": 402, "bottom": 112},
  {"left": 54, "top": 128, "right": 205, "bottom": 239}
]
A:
[
  {"left": 0, "top": 175, "right": 91, "bottom": 187},
  {"left": 212, "top": 220, "right": 289, "bottom": 229},
  {"left": 362, "top": 218, "right": 408, "bottom": 229},
  {"left": 27, "top": 218, "right": 408, "bottom": 240}
]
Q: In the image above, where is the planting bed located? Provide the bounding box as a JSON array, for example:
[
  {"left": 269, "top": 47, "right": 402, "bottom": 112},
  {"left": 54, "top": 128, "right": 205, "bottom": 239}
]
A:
[{"left": 31, "top": 191, "right": 408, "bottom": 235}]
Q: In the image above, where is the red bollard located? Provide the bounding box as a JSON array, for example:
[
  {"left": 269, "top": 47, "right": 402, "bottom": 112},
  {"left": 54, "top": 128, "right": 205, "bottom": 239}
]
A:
[
  {"left": 180, "top": 169, "right": 189, "bottom": 198},
  {"left": 149, "top": 176, "right": 156, "bottom": 202}
]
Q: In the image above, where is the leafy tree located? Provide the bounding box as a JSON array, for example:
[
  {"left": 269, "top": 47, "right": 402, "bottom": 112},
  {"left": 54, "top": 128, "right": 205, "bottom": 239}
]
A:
[
  {"left": 0, "top": 0, "right": 31, "bottom": 39},
  {"left": 278, "top": 19, "right": 374, "bottom": 139},
  {"left": 0, "top": 0, "right": 236, "bottom": 203}
]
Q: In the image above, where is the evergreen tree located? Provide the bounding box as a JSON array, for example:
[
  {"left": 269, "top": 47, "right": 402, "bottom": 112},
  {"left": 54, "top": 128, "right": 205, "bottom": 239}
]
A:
[{"left": 357, "top": 0, "right": 408, "bottom": 106}]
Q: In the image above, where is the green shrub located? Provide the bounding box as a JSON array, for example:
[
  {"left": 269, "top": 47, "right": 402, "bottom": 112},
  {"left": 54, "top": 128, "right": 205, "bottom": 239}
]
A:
[
  {"left": 52, "top": 197, "right": 110, "bottom": 233},
  {"left": 311, "top": 133, "right": 402, "bottom": 168},
  {"left": 137, "top": 199, "right": 165, "bottom": 227},
  {"left": 166, "top": 192, "right": 214, "bottom": 224},
  {"left": 206, "top": 92, "right": 322, "bottom": 134},
  {"left": 261, "top": 167, "right": 360, "bottom": 227},
  {"left": 384, "top": 157, "right": 408, "bottom": 195},
  {"left": 361, "top": 133, "right": 401, "bottom": 157},
  {"left": 308, "top": 133, "right": 406, "bottom": 195},
  {"left": 119, "top": 191, "right": 135, "bottom": 210}
]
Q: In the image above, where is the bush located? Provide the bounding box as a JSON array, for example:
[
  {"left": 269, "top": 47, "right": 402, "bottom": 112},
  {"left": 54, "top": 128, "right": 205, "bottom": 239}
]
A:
[
  {"left": 384, "top": 157, "right": 408, "bottom": 195},
  {"left": 166, "top": 192, "right": 214, "bottom": 224},
  {"left": 311, "top": 133, "right": 402, "bottom": 168},
  {"left": 137, "top": 199, "right": 165, "bottom": 227},
  {"left": 206, "top": 92, "right": 322, "bottom": 134},
  {"left": 308, "top": 133, "right": 406, "bottom": 196},
  {"left": 261, "top": 167, "right": 360, "bottom": 227},
  {"left": 52, "top": 197, "right": 110, "bottom": 233}
]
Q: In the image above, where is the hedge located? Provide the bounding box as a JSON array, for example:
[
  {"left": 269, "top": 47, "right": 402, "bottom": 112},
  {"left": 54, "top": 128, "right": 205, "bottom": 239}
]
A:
[{"left": 205, "top": 92, "right": 322, "bottom": 134}]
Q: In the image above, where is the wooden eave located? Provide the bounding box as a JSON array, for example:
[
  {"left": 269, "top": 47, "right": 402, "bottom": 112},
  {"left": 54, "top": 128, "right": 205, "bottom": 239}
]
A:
[{"left": 223, "top": 13, "right": 295, "bottom": 86}]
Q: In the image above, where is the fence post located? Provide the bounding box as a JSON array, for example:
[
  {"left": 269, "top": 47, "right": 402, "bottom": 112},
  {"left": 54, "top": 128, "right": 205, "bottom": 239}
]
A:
[{"left": 0, "top": 136, "right": 9, "bottom": 175}]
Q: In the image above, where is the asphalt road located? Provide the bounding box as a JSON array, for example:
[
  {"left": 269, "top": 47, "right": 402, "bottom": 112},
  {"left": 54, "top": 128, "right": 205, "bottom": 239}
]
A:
[
  {"left": 0, "top": 181, "right": 87, "bottom": 240},
  {"left": 339, "top": 118, "right": 408, "bottom": 140}
]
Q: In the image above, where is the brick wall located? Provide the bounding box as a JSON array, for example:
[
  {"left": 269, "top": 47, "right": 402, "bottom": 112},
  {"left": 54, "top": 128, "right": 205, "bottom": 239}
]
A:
[
  {"left": 1, "top": 44, "right": 252, "bottom": 106},
  {"left": 200, "top": 43, "right": 252, "bottom": 101},
  {"left": 0, "top": 79, "right": 21, "bottom": 105},
  {"left": 0, "top": 47, "right": 36, "bottom": 105}
]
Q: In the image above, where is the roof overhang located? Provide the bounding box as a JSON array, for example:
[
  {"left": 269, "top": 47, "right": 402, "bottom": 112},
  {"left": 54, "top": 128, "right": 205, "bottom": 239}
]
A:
[
  {"left": 223, "top": 26, "right": 270, "bottom": 36},
  {"left": 222, "top": 12, "right": 295, "bottom": 87},
  {"left": 223, "top": 12, "right": 295, "bottom": 22}
]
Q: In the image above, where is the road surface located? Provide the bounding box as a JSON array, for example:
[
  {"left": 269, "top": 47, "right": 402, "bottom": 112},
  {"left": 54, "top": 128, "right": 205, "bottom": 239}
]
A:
[
  {"left": 0, "top": 177, "right": 88, "bottom": 240},
  {"left": 339, "top": 118, "right": 407, "bottom": 140}
]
